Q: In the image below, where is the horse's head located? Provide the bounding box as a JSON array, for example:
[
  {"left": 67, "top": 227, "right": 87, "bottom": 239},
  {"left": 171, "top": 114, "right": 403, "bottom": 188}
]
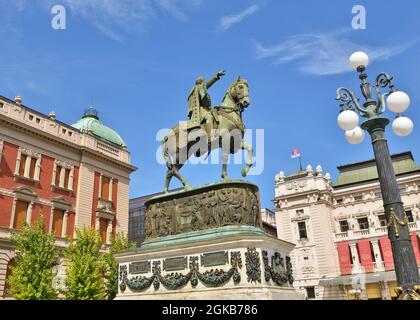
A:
[{"left": 229, "top": 76, "right": 250, "bottom": 109}]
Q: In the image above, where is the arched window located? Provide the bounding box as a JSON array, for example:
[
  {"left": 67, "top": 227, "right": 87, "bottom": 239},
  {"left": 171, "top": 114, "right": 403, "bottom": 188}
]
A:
[{"left": 3, "top": 258, "right": 16, "bottom": 298}]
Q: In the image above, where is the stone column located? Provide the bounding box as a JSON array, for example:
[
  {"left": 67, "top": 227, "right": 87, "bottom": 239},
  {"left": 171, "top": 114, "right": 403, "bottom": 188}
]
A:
[
  {"left": 35, "top": 157, "right": 41, "bottom": 181},
  {"left": 109, "top": 178, "right": 113, "bottom": 201},
  {"left": 106, "top": 220, "right": 112, "bottom": 245},
  {"left": 26, "top": 202, "right": 33, "bottom": 224},
  {"left": 371, "top": 240, "right": 383, "bottom": 270},
  {"left": 24, "top": 155, "right": 31, "bottom": 178},
  {"left": 98, "top": 175, "right": 102, "bottom": 198},
  {"left": 61, "top": 211, "right": 68, "bottom": 238},
  {"left": 349, "top": 243, "right": 361, "bottom": 271},
  {"left": 59, "top": 167, "right": 66, "bottom": 188},
  {"left": 95, "top": 217, "right": 100, "bottom": 232},
  {"left": 69, "top": 168, "right": 74, "bottom": 191},
  {"left": 9, "top": 198, "right": 17, "bottom": 228},
  {"left": 49, "top": 206, "right": 55, "bottom": 233}
]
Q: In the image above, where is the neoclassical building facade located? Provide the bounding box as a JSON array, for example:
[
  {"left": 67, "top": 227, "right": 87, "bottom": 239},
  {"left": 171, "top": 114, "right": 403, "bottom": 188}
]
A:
[
  {"left": 0, "top": 95, "right": 136, "bottom": 297},
  {"left": 274, "top": 152, "right": 420, "bottom": 300}
]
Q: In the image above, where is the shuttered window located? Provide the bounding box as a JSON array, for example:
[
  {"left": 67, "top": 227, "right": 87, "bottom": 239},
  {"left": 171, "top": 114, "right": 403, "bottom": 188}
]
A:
[
  {"left": 14, "top": 200, "right": 28, "bottom": 229},
  {"left": 55, "top": 166, "right": 62, "bottom": 186},
  {"left": 101, "top": 176, "right": 110, "bottom": 200},
  {"left": 29, "top": 157, "right": 37, "bottom": 179},
  {"left": 19, "top": 154, "right": 27, "bottom": 176},
  {"left": 64, "top": 169, "right": 70, "bottom": 189},
  {"left": 52, "top": 209, "right": 64, "bottom": 237},
  {"left": 99, "top": 218, "right": 108, "bottom": 244}
]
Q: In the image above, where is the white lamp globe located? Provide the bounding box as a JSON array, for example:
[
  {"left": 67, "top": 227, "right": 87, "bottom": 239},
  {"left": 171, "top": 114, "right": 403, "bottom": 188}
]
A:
[
  {"left": 345, "top": 126, "right": 365, "bottom": 144},
  {"left": 392, "top": 116, "right": 414, "bottom": 137},
  {"left": 349, "top": 51, "right": 369, "bottom": 70},
  {"left": 337, "top": 110, "right": 359, "bottom": 131},
  {"left": 387, "top": 91, "right": 410, "bottom": 113}
]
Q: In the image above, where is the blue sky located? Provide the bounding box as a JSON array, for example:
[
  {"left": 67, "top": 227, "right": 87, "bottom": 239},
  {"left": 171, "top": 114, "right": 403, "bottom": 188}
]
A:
[{"left": 1, "top": 0, "right": 420, "bottom": 209}]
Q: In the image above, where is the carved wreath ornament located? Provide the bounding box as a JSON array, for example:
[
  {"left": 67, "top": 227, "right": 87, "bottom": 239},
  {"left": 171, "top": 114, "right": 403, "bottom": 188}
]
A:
[
  {"left": 119, "top": 252, "right": 242, "bottom": 292},
  {"left": 286, "top": 180, "right": 307, "bottom": 191}
]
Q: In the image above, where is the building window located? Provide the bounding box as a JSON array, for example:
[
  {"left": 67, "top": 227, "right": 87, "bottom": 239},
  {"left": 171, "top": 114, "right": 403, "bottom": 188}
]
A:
[
  {"left": 357, "top": 217, "right": 369, "bottom": 230},
  {"left": 399, "top": 187, "right": 407, "bottom": 194},
  {"left": 14, "top": 200, "right": 29, "bottom": 229},
  {"left": 378, "top": 215, "right": 387, "bottom": 227},
  {"left": 406, "top": 210, "right": 414, "bottom": 223},
  {"left": 339, "top": 220, "right": 349, "bottom": 233},
  {"left": 354, "top": 195, "right": 363, "bottom": 201},
  {"left": 99, "top": 218, "right": 108, "bottom": 244},
  {"left": 18, "top": 154, "right": 27, "bottom": 176},
  {"left": 336, "top": 198, "right": 344, "bottom": 204},
  {"left": 375, "top": 192, "right": 382, "bottom": 199},
  {"left": 296, "top": 209, "right": 304, "bottom": 215},
  {"left": 15, "top": 148, "right": 41, "bottom": 181},
  {"left": 101, "top": 176, "right": 111, "bottom": 200},
  {"left": 53, "top": 162, "right": 73, "bottom": 190},
  {"left": 306, "top": 287, "right": 316, "bottom": 299},
  {"left": 298, "top": 221, "right": 308, "bottom": 239},
  {"left": 51, "top": 209, "right": 64, "bottom": 237}
]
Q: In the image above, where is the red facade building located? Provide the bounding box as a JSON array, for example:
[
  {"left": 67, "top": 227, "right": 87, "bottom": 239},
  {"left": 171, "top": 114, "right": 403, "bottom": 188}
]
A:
[{"left": 0, "top": 96, "right": 136, "bottom": 297}]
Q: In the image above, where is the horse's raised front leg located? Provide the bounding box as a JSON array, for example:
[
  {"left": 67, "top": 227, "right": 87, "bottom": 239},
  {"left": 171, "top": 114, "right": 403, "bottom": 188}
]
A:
[
  {"left": 221, "top": 150, "right": 229, "bottom": 181},
  {"left": 241, "top": 141, "right": 253, "bottom": 177}
]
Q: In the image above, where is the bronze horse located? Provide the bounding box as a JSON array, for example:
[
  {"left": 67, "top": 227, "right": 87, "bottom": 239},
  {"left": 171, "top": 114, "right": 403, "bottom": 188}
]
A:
[{"left": 162, "top": 77, "right": 253, "bottom": 192}]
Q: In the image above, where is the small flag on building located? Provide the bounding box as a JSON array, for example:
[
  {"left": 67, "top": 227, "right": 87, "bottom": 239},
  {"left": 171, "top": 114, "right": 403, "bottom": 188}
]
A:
[
  {"left": 291, "top": 148, "right": 303, "bottom": 171},
  {"left": 291, "top": 148, "right": 301, "bottom": 159}
]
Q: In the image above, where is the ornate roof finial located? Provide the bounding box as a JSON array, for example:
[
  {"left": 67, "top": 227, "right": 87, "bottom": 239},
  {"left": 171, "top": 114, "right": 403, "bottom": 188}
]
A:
[
  {"left": 49, "top": 111, "right": 56, "bottom": 121},
  {"left": 275, "top": 171, "right": 285, "bottom": 183},
  {"left": 82, "top": 105, "right": 99, "bottom": 120},
  {"left": 15, "top": 96, "right": 22, "bottom": 105},
  {"left": 316, "top": 165, "right": 323, "bottom": 176},
  {"left": 306, "top": 165, "right": 313, "bottom": 176}
]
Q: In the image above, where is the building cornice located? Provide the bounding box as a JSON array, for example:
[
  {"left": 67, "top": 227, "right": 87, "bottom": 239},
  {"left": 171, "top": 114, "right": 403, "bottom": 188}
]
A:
[{"left": 0, "top": 112, "right": 137, "bottom": 173}]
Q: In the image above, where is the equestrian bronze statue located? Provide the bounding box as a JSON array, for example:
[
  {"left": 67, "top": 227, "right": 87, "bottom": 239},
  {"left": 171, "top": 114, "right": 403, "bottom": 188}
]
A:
[{"left": 162, "top": 71, "right": 253, "bottom": 192}]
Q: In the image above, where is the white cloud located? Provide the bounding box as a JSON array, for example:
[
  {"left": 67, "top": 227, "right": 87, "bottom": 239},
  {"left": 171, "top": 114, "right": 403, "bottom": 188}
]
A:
[
  {"left": 255, "top": 30, "right": 418, "bottom": 76},
  {"left": 0, "top": 0, "right": 204, "bottom": 41},
  {"left": 159, "top": 0, "right": 203, "bottom": 22},
  {"left": 218, "top": 4, "right": 259, "bottom": 32}
]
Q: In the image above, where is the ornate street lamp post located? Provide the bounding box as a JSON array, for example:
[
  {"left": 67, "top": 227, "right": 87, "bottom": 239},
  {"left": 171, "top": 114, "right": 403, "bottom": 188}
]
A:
[{"left": 335, "top": 51, "right": 420, "bottom": 300}]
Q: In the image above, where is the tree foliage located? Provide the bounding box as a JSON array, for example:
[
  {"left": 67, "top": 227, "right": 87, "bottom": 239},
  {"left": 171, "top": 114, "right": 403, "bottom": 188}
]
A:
[
  {"left": 64, "top": 228, "right": 106, "bottom": 300},
  {"left": 104, "top": 233, "right": 136, "bottom": 300},
  {"left": 7, "top": 219, "right": 57, "bottom": 300}
]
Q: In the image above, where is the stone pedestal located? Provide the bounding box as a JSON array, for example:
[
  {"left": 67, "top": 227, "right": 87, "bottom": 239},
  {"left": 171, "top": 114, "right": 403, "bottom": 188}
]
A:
[{"left": 115, "top": 181, "right": 303, "bottom": 300}]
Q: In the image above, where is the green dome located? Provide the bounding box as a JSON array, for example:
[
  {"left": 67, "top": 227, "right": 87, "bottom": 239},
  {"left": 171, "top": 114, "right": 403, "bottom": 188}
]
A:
[{"left": 71, "top": 107, "right": 126, "bottom": 147}]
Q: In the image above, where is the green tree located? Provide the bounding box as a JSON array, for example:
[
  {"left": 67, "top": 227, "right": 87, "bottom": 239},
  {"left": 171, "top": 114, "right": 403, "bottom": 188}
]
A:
[
  {"left": 104, "top": 233, "right": 136, "bottom": 300},
  {"left": 64, "top": 227, "right": 106, "bottom": 300},
  {"left": 7, "top": 218, "right": 57, "bottom": 300}
]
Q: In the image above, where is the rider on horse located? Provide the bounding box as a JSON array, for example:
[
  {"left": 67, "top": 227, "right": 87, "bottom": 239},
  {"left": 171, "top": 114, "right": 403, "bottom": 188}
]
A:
[{"left": 187, "top": 70, "right": 226, "bottom": 140}]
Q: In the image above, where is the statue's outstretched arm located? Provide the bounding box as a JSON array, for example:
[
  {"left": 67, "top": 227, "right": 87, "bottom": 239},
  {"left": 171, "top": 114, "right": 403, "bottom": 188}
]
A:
[{"left": 206, "top": 70, "right": 226, "bottom": 89}]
